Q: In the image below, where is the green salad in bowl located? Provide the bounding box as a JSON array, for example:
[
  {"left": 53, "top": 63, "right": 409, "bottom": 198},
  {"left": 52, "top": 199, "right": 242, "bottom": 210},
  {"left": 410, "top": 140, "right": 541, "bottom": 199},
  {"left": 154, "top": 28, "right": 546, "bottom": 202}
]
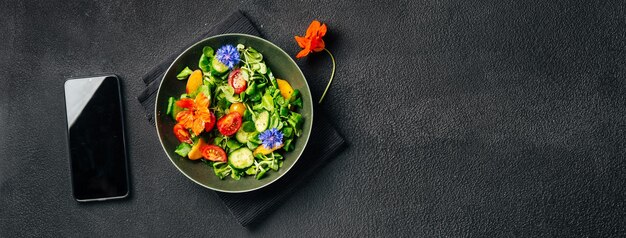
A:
[{"left": 156, "top": 34, "right": 312, "bottom": 192}]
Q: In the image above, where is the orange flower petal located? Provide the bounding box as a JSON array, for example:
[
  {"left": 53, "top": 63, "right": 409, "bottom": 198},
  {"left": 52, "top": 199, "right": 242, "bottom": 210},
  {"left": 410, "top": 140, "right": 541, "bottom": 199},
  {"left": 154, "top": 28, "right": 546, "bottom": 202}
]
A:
[
  {"left": 198, "top": 111, "right": 211, "bottom": 122},
  {"left": 176, "top": 98, "right": 194, "bottom": 109},
  {"left": 176, "top": 110, "right": 190, "bottom": 122},
  {"left": 192, "top": 119, "right": 204, "bottom": 136},
  {"left": 184, "top": 117, "right": 195, "bottom": 129},
  {"left": 296, "top": 49, "right": 310, "bottom": 58},
  {"left": 295, "top": 36, "right": 308, "bottom": 49},
  {"left": 195, "top": 93, "right": 209, "bottom": 109},
  {"left": 317, "top": 23, "right": 327, "bottom": 37},
  {"left": 305, "top": 20, "right": 321, "bottom": 38}
]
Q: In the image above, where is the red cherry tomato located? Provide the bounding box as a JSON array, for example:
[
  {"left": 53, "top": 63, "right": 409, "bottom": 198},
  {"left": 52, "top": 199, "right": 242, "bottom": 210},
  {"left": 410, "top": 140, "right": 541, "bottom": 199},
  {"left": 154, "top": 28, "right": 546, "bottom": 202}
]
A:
[
  {"left": 173, "top": 124, "right": 192, "bottom": 144},
  {"left": 175, "top": 98, "right": 194, "bottom": 109},
  {"left": 228, "top": 69, "right": 247, "bottom": 94},
  {"left": 204, "top": 111, "right": 216, "bottom": 132},
  {"left": 201, "top": 145, "right": 227, "bottom": 162},
  {"left": 217, "top": 112, "right": 242, "bottom": 136}
]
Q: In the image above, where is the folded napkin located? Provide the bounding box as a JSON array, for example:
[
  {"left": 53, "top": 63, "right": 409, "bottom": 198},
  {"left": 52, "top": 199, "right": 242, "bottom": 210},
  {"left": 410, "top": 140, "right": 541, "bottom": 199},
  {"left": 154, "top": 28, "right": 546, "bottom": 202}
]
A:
[{"left": 137, "top": 10, "right": 346, "bottom": 227}]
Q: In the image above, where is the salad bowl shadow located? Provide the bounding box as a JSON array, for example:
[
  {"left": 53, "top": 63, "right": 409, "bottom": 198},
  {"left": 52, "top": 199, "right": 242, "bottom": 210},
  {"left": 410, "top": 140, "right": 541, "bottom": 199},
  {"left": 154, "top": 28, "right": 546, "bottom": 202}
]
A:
[{"left": 155, "top": 34, "right": 313, "bottom": 193}]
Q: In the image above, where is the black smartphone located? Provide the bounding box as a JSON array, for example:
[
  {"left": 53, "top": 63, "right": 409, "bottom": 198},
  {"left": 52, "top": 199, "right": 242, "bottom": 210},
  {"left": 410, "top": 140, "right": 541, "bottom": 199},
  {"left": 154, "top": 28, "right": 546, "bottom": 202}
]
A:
[{"left": 63, "top": 75, "right": 130, "bottom": 202}]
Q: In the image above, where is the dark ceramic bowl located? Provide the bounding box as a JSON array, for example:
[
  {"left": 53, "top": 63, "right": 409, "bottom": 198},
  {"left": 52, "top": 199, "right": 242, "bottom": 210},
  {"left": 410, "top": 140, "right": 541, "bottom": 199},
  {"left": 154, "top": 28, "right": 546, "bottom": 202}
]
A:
[{"left": 155, "top": 34, "right": 313, "bottom": 193}]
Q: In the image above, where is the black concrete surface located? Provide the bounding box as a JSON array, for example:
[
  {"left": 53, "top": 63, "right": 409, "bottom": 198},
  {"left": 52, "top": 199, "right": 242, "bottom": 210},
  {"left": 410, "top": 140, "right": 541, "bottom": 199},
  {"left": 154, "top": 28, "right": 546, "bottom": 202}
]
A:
[{"left": 1, "top": 0, "right": 625, "bottom": 236}]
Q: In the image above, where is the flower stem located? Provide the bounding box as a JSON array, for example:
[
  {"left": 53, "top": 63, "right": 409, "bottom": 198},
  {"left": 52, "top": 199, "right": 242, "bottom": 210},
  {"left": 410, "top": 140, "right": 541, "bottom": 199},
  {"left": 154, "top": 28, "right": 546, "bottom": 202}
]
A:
[{"left": 319, "top": 48, "right": 336, "bottom": 104}]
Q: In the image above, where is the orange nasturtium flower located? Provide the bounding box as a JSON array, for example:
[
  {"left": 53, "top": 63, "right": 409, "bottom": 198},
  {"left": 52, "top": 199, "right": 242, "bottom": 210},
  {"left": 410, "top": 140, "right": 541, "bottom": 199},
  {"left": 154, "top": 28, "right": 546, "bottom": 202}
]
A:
[
  {"left": 294, "top": 20, "right": 327, "bottom": 58},
  {"left": 175, "top": 93, "right": 212, "bottom": 136},
  {"left": 294, "top": 20, "right": 336, "bottom": 104}
]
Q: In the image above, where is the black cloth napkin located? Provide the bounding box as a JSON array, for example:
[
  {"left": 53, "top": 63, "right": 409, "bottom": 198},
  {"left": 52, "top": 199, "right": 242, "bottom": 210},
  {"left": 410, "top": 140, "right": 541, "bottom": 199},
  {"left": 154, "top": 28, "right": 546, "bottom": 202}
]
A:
[{"left": 137, "top": 10, "right": 346, "bottom": 227}]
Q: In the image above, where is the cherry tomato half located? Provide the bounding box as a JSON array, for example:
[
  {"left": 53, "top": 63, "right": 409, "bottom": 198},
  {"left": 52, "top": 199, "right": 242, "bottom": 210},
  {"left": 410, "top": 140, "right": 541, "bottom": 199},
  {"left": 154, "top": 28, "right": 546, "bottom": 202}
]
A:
[
  {"left": 173, "top": 123, "right": 192, "bottom": 144},
  {"left": 201, "top": 145, "right": 227, "bottom": 162},
  {"left": 204, "top": 111, "right": 217, "bottom": 132},
  {"left": 217, "top": 112, "right": 242, "bottom": 136},
  {"left": 228, "top": 69, "right": 247, "bottom": 94},
  {"left": 229, "top": 102, "right": 246, "bottom": 116}
]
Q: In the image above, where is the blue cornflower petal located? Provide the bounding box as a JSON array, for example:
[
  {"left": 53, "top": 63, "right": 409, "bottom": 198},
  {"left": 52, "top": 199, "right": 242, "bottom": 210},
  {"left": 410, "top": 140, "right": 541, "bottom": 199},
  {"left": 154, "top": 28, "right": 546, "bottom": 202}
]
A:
[
  {"left": 258, "top": 128, "right": 284, "bottom": 149},
  {"left": 215, "top": 45, "right": 240, "bottom": 69}
]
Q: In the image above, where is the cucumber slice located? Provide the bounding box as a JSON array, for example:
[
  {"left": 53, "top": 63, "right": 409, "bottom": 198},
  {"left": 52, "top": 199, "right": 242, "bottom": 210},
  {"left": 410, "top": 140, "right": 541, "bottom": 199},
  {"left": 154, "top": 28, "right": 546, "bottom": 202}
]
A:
[
  {"left": 236, "top": 129, "right": 249, "bottom": 143},
  {"left": 228, "top": 148, "right": 254, "bottom": 170},
  {"left": 254, "top": 111, "right": 269, "bottom": 132},
  {"left": 171, "top": 103, "right": 183, "bottom": 120},
  {"left": 211, "top": 57, "right": 229, "bottom": 75},
  {"left": 166, "top": 97, "right": 175, "bottom": 115}
]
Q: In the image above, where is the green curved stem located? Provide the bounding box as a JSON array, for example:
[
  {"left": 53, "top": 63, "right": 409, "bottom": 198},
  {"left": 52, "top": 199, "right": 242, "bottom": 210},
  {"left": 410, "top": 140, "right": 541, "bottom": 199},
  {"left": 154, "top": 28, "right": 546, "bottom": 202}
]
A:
[{"left": 319, "top": 48, "right": 336, "bottom": 104}]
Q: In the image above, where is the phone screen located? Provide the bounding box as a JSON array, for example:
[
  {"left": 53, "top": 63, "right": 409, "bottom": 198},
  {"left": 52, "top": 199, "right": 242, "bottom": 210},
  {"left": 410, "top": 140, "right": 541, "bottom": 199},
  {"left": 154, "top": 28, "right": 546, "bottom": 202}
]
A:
[{"left": 64, "top": 76, "right": 129, "bottom": 201}]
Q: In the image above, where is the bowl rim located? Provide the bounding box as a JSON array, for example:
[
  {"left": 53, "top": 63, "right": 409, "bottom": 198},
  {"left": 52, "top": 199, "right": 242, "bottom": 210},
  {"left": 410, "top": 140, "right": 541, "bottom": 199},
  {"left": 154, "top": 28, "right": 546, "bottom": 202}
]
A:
[{"left": 154, "top": 33, "right": 313, "bottom": 193}]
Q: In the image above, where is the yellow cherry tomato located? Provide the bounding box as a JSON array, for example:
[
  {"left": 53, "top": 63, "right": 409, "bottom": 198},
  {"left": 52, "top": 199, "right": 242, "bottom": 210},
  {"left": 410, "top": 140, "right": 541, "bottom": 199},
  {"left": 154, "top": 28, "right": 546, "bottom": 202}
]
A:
[{"left": 229, "top": 102, "right": 246, "bottom": 116}]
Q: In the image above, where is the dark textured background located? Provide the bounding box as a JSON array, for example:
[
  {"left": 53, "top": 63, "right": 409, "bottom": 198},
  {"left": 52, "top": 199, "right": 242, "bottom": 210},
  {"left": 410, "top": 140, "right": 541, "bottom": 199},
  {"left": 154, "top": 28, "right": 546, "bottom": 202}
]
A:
[{"left": 1, "top": 0, "right": 625, "bottom": 236}]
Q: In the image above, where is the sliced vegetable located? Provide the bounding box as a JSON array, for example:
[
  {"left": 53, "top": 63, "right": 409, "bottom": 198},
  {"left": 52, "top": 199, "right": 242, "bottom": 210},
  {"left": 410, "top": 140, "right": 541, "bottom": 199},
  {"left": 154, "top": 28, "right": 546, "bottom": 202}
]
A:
[
  {"left": 276, "top": 79, "right": 294, "bottom": 100},
  {"left": 188, "top": 138, "right": 207, "bottom": 160},
  {"left": 228, "top": 148, "right": 254, "bottom": 170},
  {"left": 166, "top": 97, "right": 176, "bottom": 115},
  {"left": 171, "top": 103, "right": 183, "bottom": 120},
  {"left": 253, "top": 143, "right": 283, "bottom": 156},
  {"left": 201, "top": 145, "right": 227, "bottom": 162},
  {"left": 186, "top": 70, "right": 203, "bottom": 94},
  {"left": 217, "top": 112, "right": 243, "bottom": 136},
  {"left": 173, "top": 124, "right": 192, "bottom": 144},
  {"left": 254, "top": 110, "right": 269, "bottom": 132},
  {"left": 228, "top": 69, "right": 248, "bottom": 94},
  {"left": 235, "top": 128, "right": 249, "bottom": 143},
  {"left": 211, "top": 56, "right": 229, "bottom": 75},
  {"left": 204, "top": 111, "right": 216, "bottom": 132}
]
